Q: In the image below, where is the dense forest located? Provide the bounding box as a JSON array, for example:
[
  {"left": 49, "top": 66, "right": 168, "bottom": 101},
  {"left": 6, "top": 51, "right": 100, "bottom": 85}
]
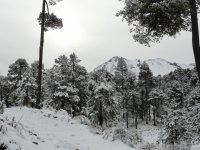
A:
[{"left": 0, "top": 53, "right": 199, "bottom": 150}]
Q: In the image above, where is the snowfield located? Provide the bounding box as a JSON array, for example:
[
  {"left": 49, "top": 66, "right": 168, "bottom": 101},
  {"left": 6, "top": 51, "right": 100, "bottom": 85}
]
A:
[{"left": 1, "top": 107, "right": 135, "bottom": 150}]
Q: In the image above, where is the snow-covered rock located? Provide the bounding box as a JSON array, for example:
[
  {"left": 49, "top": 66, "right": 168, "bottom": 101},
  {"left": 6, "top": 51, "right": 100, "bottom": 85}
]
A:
[{"left": 94, "top": 56, "right": 194, "bottom": 76}]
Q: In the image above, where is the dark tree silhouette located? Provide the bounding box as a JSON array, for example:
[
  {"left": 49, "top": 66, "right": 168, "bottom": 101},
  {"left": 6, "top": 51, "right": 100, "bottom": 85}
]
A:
[
  {"left": 36, "top": 0, "right": 63, "bottom": 109},
  {"left": 117, "top": 0, "right": 200, "bottom": 81}
]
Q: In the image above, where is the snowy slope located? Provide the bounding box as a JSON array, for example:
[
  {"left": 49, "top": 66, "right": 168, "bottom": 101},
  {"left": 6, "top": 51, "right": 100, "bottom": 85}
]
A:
[
  {"left": 0, "top": 107, "right": 134, "bottom": 150},
  {"left": 94, "top": 56, "right": 194, "bottom": 76}
]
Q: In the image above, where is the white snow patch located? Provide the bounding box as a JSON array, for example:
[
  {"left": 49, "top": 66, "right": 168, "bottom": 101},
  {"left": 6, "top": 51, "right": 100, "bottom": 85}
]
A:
[{"left": 191, "top": 144, "right": 200, "bottom": 150}]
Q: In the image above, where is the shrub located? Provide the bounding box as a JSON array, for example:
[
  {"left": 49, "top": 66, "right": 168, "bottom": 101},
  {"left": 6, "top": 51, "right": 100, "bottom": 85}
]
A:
[
  {"left": 103, "top": 126, "right": 143, "bottom": 148},
  {"left": 139, "top": 143, "right": 159, "bottom": 150},
  {"left": 73, "top": 115, "right": 91, "bottom": 125}
]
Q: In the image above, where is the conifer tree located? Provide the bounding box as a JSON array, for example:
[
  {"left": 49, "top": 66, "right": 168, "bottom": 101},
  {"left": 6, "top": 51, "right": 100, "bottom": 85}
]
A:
[
  {"left": 51, "top": 53, "right": 88, "bottom": 116},
  {"left": 7, "top": 59, "right": 29, "bottom": 106},
  {"left": 8, "top": 58, "right": 29, "bottom": 81},
  {"left": 115, "top": 57, "right": 128, "bottom": 119},
  {"left": 88, "top": 82, "right": 118, "bottom": 127},
  {"left": 149, "top": 88, "right": 167, "bottom": 126},
  {"left": 138, "top": 62, "right": 153, "bottom": 124}
]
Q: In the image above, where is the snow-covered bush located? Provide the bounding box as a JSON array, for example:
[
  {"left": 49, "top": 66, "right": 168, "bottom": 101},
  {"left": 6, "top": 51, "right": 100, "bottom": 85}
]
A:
[
  {"left": 103, "top": 126, "right": 143, "bottom": 148},
  {"left": 73, "top": 115, "right": 91, "bottom": 125},
  {"left": 139, "top": 143, "right": 159, "bottom": 150},
  {"left": 0, "top": 116, "right": 18, "bottom": 149}
]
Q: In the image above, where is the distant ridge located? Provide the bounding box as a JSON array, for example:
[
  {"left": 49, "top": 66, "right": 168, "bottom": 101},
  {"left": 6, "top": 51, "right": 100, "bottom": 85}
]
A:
[{"left": 93, "top": 56, "right": 194, "bottom": 76}]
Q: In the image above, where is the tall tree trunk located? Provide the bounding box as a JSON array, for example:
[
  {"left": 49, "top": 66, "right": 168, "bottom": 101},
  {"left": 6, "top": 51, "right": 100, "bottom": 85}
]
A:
[
  {"left": 0, "top": 84, "right": 2, "bottom": 102},
  {"left": 190, "top": 0, "right": 200, "bottom": 80},
  {"left": 19, "top": 66, "right": 22, "bottom": 80},
  {"left": 149, "top": 103, "right": 151, "bottom": 122},
  {"left": 72, "top": 62, "right": 75, "bottom": 85},
  {"left": 145, "top": 75, "right": 149, "bottom": 124},
  {"left": 61, "top": 100, "right": 65, "bottom": 109},
  {"left": 99, "top": 100, "right": 103, "bottom": 126},
  {"left": 146, "top": 102, "right": 149, "bottom": 124},
  {"left": 36, "top": 0, "right": 46, "bottom": 109},
  {"left": 126, "top": 98, "right": 129, "bottom": 128},
  {"left": 135, "top": 109, "right": 138, "bottom": 129},
  {"left": 153, "top": 107, "right": 156, "bottom": 126}
]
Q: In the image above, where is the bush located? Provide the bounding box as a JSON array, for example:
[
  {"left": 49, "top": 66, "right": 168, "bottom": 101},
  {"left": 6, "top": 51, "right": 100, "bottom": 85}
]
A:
[
  {"left": 139, "top": 143, "right": 159, "bottom": 150},
  {"left": 73, "top": 115, "right": 91, "bottom": 125},
  {"left": 103, "top": 126, "right": 143, "bottom": 148}
]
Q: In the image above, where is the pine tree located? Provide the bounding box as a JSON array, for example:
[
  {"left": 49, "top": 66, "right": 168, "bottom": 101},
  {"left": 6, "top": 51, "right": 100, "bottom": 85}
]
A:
[
  {"left": 129, "top": 90, "right": 140, "bottom": 129},
  {"left": 7, "top": 58, "right": 29, "bottom": 81},
  {"left": 15, "top": 69, "right": 37, "bottom": 107},
  {"left": 167, "top": 81, "right": 184, "bottom": 110},
  {"left": 88, "top": 82, "right": 118, "bottom": 127},
  {"left": 149, "top": 88, "right": 167, "bottom": 126},
  {"left": 36, "top": 0, "right": 63, "bottom": 109},
  {"left": 7, "top": 59, "right": 29, "bottom": 106},
  {"left": 114, "top": 57, "right": 128, "bottom": 120},
  {"left": 0, "top": 76, "right": 11, "bottom": 107},
  {"left": 138, "top": 61, "right": 153, "bottom": 124},
  {"left": 124, "top": 71, "right": 137, "bottom": 128},
  {"left": 0, "top": 76, "right": 4, "bottom": 114},
  {"left": 52, "top": 55, "right": 71, "bottom": 110},
  {"left": 50, "top": 53, "right": 88, "bottom": 116}
]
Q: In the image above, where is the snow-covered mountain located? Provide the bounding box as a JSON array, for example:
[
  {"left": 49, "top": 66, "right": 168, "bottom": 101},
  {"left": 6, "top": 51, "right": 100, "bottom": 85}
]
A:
[{"left": 94, "top": 56, "right": 194, "bottom": 76}]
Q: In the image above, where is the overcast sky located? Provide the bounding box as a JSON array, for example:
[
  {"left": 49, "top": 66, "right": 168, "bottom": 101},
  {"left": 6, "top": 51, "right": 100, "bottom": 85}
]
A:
[{"left": 0, "top": 0, "right": 195, "bottom": 75}]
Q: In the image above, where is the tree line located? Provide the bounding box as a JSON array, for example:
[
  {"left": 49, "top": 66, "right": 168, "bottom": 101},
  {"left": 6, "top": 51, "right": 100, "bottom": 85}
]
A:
[{"left": 0, "top": 54, "right": 200, "bottom": 149}]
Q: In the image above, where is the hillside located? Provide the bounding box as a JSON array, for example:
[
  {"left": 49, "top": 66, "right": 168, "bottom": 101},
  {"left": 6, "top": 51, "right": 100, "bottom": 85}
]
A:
[{"left": 94, "top": 56, "right": 194, "bottom": 76}]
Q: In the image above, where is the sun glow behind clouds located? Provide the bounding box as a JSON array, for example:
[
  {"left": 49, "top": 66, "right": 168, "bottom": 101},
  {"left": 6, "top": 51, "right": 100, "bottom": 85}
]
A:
[
  {"left": 46, "top": 1, "right": 88, "bottom": 47},
  {"left": 47, "top": 16, "right": 87, "bottom": 47}
]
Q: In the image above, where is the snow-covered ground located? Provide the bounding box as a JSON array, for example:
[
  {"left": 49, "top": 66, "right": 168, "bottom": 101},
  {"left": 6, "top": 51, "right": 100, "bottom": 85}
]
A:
[
  {"left": 191, "top": 145, "right": 200, "bottom": 150},
  {"left": 1, "top": 107, "right": 135, "bottom": 150},
  {"left": 2, "top": 107, "right": 197, "bottom": 150}
]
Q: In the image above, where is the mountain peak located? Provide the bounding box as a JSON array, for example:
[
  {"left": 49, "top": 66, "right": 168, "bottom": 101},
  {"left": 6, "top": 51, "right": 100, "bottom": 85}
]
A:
[{"left": 94, "top": 57, "right": 193, "bottom": 76}]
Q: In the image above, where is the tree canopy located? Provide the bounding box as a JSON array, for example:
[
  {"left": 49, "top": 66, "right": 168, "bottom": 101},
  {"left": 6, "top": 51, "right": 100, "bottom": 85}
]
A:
[{"left": 117, "top": 0, "right": 200, "bottom": 82}]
